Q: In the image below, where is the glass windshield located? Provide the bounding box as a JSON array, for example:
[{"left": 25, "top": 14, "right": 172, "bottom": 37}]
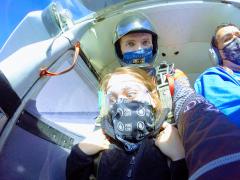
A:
[
  {"left": 52, "top": 0, "right": 140, "bottom": 21},
  {"left": 1, "top": 0, "right": 121, "bottom": 49},
  {"left": 77, "top": 0, "right": 131, "bottom": 12},
  {"left": 54, "top": 0, "right": 93, "bottom": 21}
]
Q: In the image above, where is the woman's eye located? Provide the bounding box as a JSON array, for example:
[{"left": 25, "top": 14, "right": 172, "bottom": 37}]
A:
[
  {"left": 127, "top": 91, "right": 137, "bottom": 98},
  {"left": 127, "top": 41, "right": 135, "bottom": 47},
  {"left": 142, "top": 40, "right": 151, "bottom": 46}
]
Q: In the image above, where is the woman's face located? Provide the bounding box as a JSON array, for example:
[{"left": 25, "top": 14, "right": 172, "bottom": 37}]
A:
[{"left": 105, "top": 74, "right": 154, "bottom": 108}]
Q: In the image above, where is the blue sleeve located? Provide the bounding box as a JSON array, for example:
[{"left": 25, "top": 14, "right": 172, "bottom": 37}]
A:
[{"left": 194, "top": 67, "right": 240, "bottom": 125}]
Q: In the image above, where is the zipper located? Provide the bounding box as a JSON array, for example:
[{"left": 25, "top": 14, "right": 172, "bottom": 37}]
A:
[{"left": 127, "top": 155, "right": 135, "bottom": 179}]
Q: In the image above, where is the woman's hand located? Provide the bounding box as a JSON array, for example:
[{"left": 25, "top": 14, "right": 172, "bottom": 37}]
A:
[
  {"left": 78, "top": 129, "right": 110, "bottom": 155},
  {"left": 155, "top": 122, "right": 185, "bottom": 161}
]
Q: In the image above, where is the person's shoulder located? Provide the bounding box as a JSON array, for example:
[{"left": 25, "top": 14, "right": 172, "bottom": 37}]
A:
[
  {"left": 197, "top": 66, "right": 231, "bottom": 79},
  {"left": 194, "top": 66, "right": 226, "bottom": 88},
  {"left": 201, "top": 66, "right": 224, "bottom": 74}
]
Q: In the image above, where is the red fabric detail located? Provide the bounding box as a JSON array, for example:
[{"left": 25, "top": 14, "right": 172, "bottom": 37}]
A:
[{"left": 166, "top": 74, "right": 174, "bottom": 97}]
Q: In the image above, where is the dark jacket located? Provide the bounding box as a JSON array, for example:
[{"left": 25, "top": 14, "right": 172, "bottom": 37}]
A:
[
  {"left": 66, "top": 138, "right": 188, "bottom": 180},
  {"left": 173, "top": 75, "right": 240, "bottom": 179}
]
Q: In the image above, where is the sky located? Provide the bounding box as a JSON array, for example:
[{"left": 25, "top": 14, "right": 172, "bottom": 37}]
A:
[
  {"left": 0, "top": 0, "right": 51, "bottom": 48},
  {"left": 0, "top": 0, "right": 92, "bottom": 49}
]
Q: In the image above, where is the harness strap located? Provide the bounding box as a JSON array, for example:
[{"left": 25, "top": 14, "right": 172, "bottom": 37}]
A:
[
  {"left": 155, "top": 62, "right": 175, "bottom": 124},
  {"left": 165, "top": 74, "right": 174, "bottom": 97}
]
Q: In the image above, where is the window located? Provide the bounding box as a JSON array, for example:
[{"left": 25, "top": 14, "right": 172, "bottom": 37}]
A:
[{"left": 35, "top": 55, "right": 99, "bottom": 137}]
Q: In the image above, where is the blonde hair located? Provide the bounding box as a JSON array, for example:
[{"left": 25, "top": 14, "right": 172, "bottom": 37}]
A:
[{"left": 99, "top": 67, "right": 161, "bottom": 118}]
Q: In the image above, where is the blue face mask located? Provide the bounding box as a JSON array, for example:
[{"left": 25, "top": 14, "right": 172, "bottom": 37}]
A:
[
  {"left": 222, "top": 37, "right": 240, "bottom": 66},
  {"left": 122, "top": 47, "right": 153, "bottom": 66}
]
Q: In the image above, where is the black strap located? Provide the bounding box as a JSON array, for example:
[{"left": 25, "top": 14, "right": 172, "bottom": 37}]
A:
[
  {"left": 0, "top": 70, "right": 21, "bottom": 119},
  {"left": 17, "top": 111, "right": 74, "bottom": 149},
  {"left": 152, "top": 108, "right": 170, "bottom": 136}
]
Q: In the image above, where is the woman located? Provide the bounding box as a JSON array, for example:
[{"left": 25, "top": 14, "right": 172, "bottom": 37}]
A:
[{"left": 66, "top": 67, "right": 188, "bottom": 180}]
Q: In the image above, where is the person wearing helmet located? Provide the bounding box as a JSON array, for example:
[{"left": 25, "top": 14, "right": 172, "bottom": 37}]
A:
[
  {"left": 113, "top": 14, "right": 158, "bottom": 71},
  {"left": 95, "top": 14, "right": 168, "bottom": 129},
  {"left": 111, "top": 14, "right": 175, "bottom": 125}
]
